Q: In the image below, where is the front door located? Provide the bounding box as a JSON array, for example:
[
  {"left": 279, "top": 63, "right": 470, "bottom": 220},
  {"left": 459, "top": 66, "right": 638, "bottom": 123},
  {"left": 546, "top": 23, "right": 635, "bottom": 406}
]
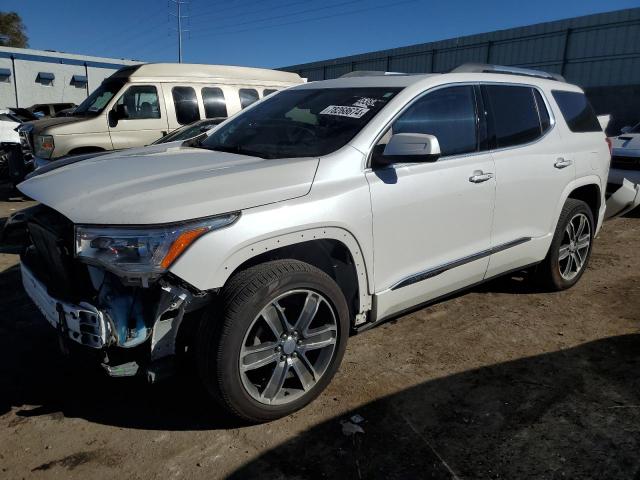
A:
[
  {"left": 108, "top": 84, "right": 168, "bottom": 149},
  {"left": 366, "top": 85, "right": 496, "bottom": 320}
]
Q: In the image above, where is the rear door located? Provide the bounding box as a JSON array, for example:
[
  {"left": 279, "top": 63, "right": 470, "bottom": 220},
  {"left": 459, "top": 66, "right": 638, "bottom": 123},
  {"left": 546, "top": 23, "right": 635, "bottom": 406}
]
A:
[
  {"left": 108, "top": 84, "right": 168, "bottom": 149},
  {"left": 482, "top": 84, "right": 575, "bottom": 277}
]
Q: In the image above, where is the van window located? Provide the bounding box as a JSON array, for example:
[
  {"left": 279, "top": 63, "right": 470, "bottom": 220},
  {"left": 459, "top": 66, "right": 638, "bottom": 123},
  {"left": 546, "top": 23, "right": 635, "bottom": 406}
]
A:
[
  {"left": 239, "top": 89, "right": 259, "bottom": 109},
  {"left": 116, "top": 85, "right": 161, "bottom": 119},
  {"left": 533, "top": 90, "right": 551, "bottom": 133},
  {"left": 551, "top": 90, "right": 601, "bottom": 132},
  {"left": 202, "top": 87, "right": 228, "bottom": 118},
  {"left": 391, "top": 85, "right": 478, "bottom": 157},
  {"left": 172, "top": 86, "right": 200, "bottom": 125},
  {"left": 264, "top": 89, "right": 278, "bottom": 97},
  {"left": 484, "top": 85, "right": 541, "bottom": 148}
]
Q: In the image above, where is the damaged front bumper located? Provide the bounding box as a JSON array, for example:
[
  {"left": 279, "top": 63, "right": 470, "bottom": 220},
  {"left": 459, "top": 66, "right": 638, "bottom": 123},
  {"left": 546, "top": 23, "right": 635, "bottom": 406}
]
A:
[{"left": 21, "top": 262, "right": 109, "bottom": 348}]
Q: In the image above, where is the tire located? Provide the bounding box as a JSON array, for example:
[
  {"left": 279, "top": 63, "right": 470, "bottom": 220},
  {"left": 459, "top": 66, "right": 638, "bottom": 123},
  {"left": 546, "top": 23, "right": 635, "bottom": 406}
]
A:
[
  {"left": 535, "top": 198, "right": 595, "bottom": 291},
  {"left": 197, "top": 259, "right": 350, "bottom": 423}
]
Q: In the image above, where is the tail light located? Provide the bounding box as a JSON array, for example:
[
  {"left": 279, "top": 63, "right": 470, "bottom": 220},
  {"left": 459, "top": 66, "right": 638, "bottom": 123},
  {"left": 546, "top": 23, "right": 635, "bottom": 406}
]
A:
[{"left": 605, "top": 137, "right": 612, "bottom": 156}]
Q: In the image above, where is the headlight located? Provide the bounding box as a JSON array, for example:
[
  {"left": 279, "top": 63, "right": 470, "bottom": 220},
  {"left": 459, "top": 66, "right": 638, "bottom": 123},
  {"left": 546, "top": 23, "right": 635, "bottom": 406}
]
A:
[
  {"left": 75, "top": 214, "right": 239, "bottom": 279},
  {"left": 34, "top": 135, "right": 55, "bottom": 158}
]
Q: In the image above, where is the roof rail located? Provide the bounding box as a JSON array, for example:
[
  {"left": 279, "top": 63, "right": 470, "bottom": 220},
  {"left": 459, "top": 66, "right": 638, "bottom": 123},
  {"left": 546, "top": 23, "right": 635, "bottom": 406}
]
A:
[
  {"left": 340, "top": 70, "right": 407, "bottom": 78},
  {"left": 451, "top": 63, "right": 566, "bottom": 82}
]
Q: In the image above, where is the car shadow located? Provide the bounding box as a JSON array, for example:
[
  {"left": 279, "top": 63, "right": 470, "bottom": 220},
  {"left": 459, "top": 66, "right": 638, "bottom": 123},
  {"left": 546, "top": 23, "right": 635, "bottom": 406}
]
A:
[
  {"left": 229, "top": 333, "right": 640, "bottom": 480},
  {"left": 3, "top": 263, "right": 640, "bottom": 478}
]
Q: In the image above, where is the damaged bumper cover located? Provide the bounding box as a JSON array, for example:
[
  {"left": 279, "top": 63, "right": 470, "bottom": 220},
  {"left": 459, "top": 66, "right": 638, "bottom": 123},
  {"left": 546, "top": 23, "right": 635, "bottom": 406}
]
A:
[
  {"left": 605, "top": 178, "right": 640, "bottom": 219},
  {"left": 22, "top": 262, "right": 109, "bottom": 348}
]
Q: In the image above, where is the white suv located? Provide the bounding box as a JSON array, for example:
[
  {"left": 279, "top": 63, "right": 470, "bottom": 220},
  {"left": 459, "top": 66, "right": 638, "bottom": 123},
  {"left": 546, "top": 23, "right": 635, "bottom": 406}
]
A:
[{"left": 8, "top": 64, "right": 617, "bottom": 422}]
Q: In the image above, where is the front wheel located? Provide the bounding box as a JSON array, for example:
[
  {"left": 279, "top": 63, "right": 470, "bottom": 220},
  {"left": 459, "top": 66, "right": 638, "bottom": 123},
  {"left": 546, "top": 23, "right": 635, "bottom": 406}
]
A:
[
  {"left": 535, "top": 198, "right": 594, "bottom": 291},
  {"left": 197, "top": 260, "right": 350, "bottom": 423}
]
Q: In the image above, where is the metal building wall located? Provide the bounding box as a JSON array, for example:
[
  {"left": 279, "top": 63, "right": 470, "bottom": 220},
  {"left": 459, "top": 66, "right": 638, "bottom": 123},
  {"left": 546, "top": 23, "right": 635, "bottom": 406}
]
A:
[
  {"left": 0, "top": 47, "right": 139, "bottom": 109},
  {"left": 282, "top": 8, "right": 640, "bottom": 134}
]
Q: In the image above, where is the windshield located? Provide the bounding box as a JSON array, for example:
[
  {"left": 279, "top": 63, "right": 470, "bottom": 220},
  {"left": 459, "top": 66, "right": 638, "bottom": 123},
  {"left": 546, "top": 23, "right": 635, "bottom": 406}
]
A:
[
  {"left": 74, "top": 80, "right": 125, "bottom": 116},
  {"left": 200, "top": 87, "right": 402, "bottom": 159},
  {"left": 153, "top": 119, "right": 223, "bottom": 144},
  {"left": 630, "top": 122, "right": 640, "bottom": 134}
]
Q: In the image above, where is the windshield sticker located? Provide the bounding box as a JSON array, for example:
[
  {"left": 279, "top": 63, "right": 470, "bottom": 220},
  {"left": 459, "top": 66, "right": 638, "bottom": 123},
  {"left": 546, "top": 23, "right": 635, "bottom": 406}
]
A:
[
  {"left": 320, "top": 105, "right": 370, "bottom": 119},
  {"left": 353, "top": 97, "right": 380, "bottom": 108}
]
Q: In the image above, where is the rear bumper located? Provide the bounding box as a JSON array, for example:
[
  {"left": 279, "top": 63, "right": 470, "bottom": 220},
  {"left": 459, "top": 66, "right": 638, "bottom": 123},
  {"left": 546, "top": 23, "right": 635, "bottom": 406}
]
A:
[{"left": 21, "top": 262, "right": 109, "bottom": 348}]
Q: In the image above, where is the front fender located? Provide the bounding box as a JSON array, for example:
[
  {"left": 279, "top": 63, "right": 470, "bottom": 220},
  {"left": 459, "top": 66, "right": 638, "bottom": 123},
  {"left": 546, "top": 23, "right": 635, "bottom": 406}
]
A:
[{"left": 170, "top": 218, "right": 373, "bottom": 315}]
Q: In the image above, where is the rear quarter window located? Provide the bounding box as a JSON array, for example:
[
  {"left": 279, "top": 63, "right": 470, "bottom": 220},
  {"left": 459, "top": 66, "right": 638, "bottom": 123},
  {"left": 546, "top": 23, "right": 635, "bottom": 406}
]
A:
[{"left": 551, "top": 90, "right": 601, "bottom": 133}]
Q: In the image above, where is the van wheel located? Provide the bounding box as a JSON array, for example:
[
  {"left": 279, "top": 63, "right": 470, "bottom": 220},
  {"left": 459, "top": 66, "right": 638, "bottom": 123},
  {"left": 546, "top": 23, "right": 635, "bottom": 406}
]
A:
[
  {"left": 197, "top": 260, "right": 350, "bottom": 423},
  {"left": 535, "top": 198, "right": 594, "bottom": 291}
]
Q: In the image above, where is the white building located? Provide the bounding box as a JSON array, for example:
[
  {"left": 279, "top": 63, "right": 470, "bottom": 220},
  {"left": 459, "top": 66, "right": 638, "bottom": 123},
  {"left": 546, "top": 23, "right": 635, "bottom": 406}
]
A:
[{"left": 0, "top": 47, "right": 140, "bottom": 109}]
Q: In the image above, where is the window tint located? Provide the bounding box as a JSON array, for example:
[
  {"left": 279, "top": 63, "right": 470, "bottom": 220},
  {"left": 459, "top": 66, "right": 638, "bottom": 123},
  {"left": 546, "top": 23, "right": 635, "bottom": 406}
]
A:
[
  {"left": 239, "top": 88, "right": 259, "bottom": 109},
  {"left": 533, "top": 90, "right": 551, "bottom": 133},
  {"left": 116, "top": 85, "right": 161, "bottom": 119},
  {"left": 264, "top": 89, "right": 278, "bottom": 97},
  {"left": 391, "top": 85, "right": 477, "bottom": 157},
  {"left": 201, "top": 87, "right": 227, "bottom": 118},
  {"left": 551, "top": 90, "right": 601, "bottom": 132},
  {"left": 172, "top": 86, "right": 200, "bottom": 125},
  {"left": 484, "top": 85, "right": 541, "bottom": 148}
]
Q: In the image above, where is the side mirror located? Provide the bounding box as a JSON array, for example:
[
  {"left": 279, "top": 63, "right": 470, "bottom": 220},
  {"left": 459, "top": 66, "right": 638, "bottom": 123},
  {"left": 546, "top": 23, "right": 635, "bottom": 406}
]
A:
[
  {"left": 620, "top": 126, "right": 632, "bottom": 134},
  {"left": 115, "top": 104, "right": 129, "bottom": 120},
  {"left": 379, "top": 133, "right": 441, "bottom": 164}
]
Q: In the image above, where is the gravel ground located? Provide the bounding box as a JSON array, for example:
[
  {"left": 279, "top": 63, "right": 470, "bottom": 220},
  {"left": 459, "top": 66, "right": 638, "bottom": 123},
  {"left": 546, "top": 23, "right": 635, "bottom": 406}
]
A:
[{"left": 0, "top": 185, "right": 638, "bottom": 480}]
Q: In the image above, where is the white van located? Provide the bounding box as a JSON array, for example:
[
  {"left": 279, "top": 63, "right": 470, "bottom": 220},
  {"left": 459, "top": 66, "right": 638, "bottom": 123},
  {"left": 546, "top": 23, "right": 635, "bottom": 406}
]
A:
[{"left": 19, "top": 63, "right": 304, "bottom": 159}]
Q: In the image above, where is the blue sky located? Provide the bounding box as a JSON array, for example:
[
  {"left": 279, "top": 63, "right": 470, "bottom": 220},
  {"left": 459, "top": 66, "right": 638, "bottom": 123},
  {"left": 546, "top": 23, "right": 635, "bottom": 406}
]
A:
[{"left": 5, "top": 0, "right": 639, "bottom": 67}]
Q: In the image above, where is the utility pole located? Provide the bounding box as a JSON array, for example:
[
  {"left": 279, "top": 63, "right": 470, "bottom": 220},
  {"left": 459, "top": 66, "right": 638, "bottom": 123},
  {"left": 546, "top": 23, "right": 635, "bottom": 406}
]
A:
[{"left": 169, "top": 0, "right": 188, "bottom": 63}]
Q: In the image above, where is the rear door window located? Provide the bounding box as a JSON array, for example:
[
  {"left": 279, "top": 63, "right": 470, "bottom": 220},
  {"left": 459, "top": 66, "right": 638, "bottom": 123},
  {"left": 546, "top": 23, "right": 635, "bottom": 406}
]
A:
[
  {"left": 483, "top": 85, "right": 542, "bottom": 148},
  {"left": 263, "top": 89, "right": 278, "bottom": 97},
  {"left": 239, "top": 88, "right": 259, "bottom": 109},
  {"left": 172, "top": 86, "right": 200, "bottom": 125},
  {"left": 551, "top": 90, "right": 601, "bottom": 132},
  {"left": 202, "top": 87, "right": 228, "bottom": 118}
]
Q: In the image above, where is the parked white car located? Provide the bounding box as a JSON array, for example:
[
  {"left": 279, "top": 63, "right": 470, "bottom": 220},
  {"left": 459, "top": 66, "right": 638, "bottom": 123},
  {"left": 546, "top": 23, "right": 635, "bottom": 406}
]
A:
[
  {"left": 0, "top": 109, "right": 21, "bottom": 144},
  {"left": 9, "top": 64, "right": 637, "bottom": 422},
  {"left": 609, "top": 122, "right": 640, "bottom": 188}
]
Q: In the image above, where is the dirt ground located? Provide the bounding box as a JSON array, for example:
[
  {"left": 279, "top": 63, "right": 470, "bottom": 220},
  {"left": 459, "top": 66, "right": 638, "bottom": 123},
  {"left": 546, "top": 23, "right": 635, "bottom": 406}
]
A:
[{"left": 0, "top": 184, "right": 638, "bottom": 480}]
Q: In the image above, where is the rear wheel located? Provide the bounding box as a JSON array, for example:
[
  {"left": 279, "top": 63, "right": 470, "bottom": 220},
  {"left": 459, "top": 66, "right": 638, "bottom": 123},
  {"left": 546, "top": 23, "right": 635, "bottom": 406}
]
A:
[
  {"left": 197, "top": 260, "right": 350, "bottom": 423},
  {"left": 535, "top": 198, "right": 594, "bottom": 291}
]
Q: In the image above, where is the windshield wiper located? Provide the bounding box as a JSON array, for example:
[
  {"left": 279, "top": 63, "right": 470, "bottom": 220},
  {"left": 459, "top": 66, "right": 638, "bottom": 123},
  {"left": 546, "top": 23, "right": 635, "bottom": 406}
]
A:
[{"left": 202, "top": 144, "right": 271, "bottom": 159}]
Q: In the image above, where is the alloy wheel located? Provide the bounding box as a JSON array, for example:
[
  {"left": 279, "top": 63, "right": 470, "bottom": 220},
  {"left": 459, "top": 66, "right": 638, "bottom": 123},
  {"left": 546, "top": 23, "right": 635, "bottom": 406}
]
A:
[
  {"left": 558, "top": 212, "right": 591, "bottom": 281},
  {"left": 239, "top": 289, "right": 338, "bottom": 405}
]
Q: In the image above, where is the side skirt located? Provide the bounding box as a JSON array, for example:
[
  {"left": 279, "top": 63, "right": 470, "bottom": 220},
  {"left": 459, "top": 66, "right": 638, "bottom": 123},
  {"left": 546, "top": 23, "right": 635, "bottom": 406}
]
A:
[{"left": 354, "top": 262, "right": 540, "bottom": 334}]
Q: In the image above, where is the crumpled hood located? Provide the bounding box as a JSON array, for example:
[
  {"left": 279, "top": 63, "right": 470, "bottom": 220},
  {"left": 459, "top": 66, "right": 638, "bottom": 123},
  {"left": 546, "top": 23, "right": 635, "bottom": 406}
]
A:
[
  {"left": 611, "top": 133, "right": 640, "bottom": 154},
  {"left": 18, "top": 146, "right": 319, "bottom": 224}
]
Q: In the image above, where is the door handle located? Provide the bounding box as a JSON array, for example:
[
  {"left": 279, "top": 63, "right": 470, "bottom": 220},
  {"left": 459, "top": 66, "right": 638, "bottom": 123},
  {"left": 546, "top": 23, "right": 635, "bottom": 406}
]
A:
[
  {"left": 469, "top": 170, "right": 494, "bottom": 183},
  {"left": 554, "top": 157, "right": 573, "bottom": 169}
]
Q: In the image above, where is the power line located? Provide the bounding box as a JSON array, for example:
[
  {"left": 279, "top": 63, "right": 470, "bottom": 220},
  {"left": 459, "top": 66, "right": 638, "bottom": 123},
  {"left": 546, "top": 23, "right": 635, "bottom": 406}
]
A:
[
  {"left": 188, "top": 0, "right": 308, "bottom": 26},
  {"left": 190, "top": 0, "right": 418, "bottom": 39},
  {"left": 189, "top": 0, "right": 365, "bottom": 34}
]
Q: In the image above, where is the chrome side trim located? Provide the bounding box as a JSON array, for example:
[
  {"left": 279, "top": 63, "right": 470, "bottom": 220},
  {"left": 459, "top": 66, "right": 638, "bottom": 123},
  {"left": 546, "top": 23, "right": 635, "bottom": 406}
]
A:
[{"left": 390, "top": 237, "right": 531, "bottom": 290}]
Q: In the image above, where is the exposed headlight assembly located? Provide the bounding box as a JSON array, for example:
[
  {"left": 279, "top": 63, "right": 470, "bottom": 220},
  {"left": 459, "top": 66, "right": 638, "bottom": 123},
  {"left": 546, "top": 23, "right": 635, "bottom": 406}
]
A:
[
  {"left": 75, "top": 213, "right": 239, "bottom": 283},
  {"left": 34, "top": 135, "right": 55, "bottom": 159}
]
